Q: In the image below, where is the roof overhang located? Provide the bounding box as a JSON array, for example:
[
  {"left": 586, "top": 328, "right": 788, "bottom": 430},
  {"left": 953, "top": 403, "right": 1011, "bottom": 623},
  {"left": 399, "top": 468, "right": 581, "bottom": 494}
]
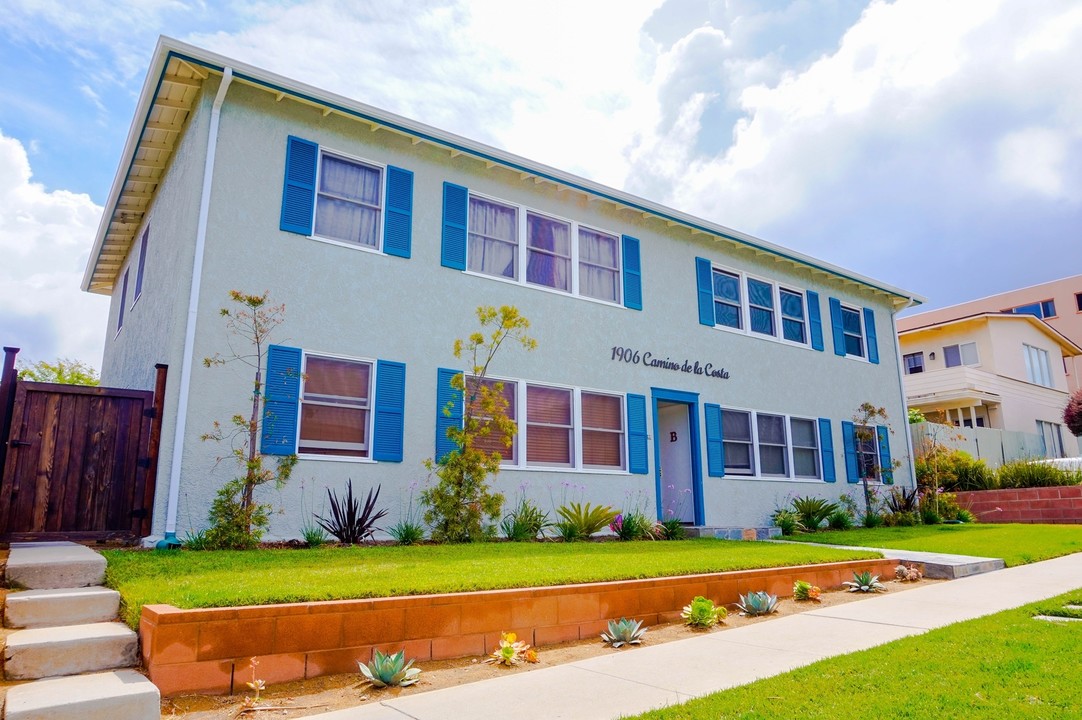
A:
[
  {"left": 899, "top": 312, "right": 1082, "bottom": 356},
  {"left": 83, "top": 36, "right": 927, "bottom": 310}
]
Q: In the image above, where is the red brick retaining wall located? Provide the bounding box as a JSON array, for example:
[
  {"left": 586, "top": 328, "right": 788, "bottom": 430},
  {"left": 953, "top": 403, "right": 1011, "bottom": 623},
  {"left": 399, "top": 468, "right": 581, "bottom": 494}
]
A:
[
  {"left": 956, "top": 486, "right": 1082, "bottom": 524},
  {"left": 139, "top": 557, "right": 896, "bottom": 696}
]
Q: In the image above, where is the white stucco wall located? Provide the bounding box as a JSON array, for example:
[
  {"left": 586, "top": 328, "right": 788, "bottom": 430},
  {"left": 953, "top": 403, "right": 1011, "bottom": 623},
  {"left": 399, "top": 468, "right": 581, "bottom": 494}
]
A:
[{"left": 129, "top": 82, "right": 914, "bottom": 538}]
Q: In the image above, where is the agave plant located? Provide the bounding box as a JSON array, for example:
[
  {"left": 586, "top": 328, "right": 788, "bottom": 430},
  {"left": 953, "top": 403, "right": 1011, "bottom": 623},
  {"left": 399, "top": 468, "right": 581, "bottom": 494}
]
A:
[
  {"left": 358, "top": 649, "right": 421, "bottom": 687},
  {"left": 485, "top": 632, "right": 534, "bottom": 666},
  {"left": 792, "top": 580, "right": 821, "bottom": 602},
  {"left": 601, "top": 618, "right": 648, "bottom": 648},
  {"left": 738, "top": 591, "right": 779, "bottom": 616},
  {"left": 844, "top": 571, "right": 886, "bottom": 593},
  {"left": 681, "top": 596, "right": 727, "bottom": 628}
]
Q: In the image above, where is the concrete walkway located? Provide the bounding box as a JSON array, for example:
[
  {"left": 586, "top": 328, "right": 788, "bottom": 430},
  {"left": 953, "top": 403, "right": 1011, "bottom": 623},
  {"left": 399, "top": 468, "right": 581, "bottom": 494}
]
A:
[
  {"left": 308, "top": 551, "right": 1082, "bottom": 720},
  {"left": 770, "top": 539, "right": 1006, "bottom": 578}
]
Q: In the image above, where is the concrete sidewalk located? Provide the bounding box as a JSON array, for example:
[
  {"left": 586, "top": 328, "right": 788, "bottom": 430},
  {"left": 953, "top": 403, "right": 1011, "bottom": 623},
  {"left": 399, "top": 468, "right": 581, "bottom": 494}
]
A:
[{"left": 308, "top": 551, "right": 1082, "bottom": 720}]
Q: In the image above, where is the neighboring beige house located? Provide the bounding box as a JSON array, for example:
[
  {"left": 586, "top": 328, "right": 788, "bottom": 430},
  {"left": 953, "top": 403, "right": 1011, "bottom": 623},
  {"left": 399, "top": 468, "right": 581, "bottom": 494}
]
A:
[
  {"left": 898, "top": 313, "right": 1081, "bottom": 458},
  {"left": 897, "top": 275, "right": 1082, "bottom": 392}
]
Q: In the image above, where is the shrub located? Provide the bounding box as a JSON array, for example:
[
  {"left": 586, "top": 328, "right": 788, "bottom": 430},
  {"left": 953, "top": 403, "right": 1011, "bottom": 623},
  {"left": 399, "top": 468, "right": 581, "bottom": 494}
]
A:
[
  {"left": 315, "top": 481, "right": 388, "bottom": 545},
  {"left": 682, "top": 596, "right": 727, "bottom": 628},
  {"left": 1065, "top": 388, "right": 1082, "bottom": 436},
  {"left": 300, "top": 520, "right": 329, "bottom": 548},
  {"left": 956, "top": 508, "right": 977, "bottom": 523},
  {"left": 882, "top": 510, "right": 920, "bottom": 527},
  {"left": 181, "top": 528, "right": 211, "bottom": 551},
  {"left": 610, "top": 510, "right": 658, "bottom": 541},
  {"left": 500, "top": 496, "right": 550, "bottom": 541},
  {"left": 827, "top": 508, "right": 854, "bottom": 530},
  {"left": 997, "top": 460, "right": 1082, "bottom": 489},
  {"left": 658, "top": 517, "right": 687, "bottom": 540},
  {"left": 862, "top": 511, "right": 884, "bottom": 528},
  {"left": 771, "top": 509, "right": 804, "bottom": 536},
  {"left": 555, "top": 502, "right": 618, "bottom": 541},
  {"left": 205, "top": 478, "right": 269, "bottom": 550},
  {"left": 388, "top": 520, "right": 426, "bottom": 545},
  {"left": 790, "top": 496, "right": 840, "bottom": 531}
]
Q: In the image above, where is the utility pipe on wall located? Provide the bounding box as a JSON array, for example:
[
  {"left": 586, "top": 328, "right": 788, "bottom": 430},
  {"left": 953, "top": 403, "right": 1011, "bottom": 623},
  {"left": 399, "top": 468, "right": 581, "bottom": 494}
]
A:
[{"left": 157, "top": 68, "right": 233, "bottom": 548}]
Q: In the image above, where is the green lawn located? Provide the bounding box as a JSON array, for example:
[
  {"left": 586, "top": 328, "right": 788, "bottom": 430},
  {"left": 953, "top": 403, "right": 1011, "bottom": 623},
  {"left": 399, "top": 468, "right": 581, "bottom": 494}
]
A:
[
  {"left": 783, "top": 523, "right": 1082, "bottom": 566},
  {"left": 103, "top": 540, "right": 880, "bottom": 627},
  {"left": 628, "top": 589, "right": 1082, "bottom": 719}
]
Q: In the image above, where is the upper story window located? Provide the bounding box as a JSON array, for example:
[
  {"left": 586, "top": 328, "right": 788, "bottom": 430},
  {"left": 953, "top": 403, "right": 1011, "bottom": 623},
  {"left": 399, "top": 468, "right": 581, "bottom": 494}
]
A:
[
  {"left": 704, "top": 263, "right": 810, "bottom": 347},
  {"left": 840, "top": 305, "right": 865, "bottom": 358},
  {"left": 299, "top": 355, "right": 372, "bottom": 458},
  {"left": 1023, "top": 344, "right": 1053, "bottom": 387},
  {"left": 464, "top": 192, "right": 625, "bottom": 304},
  {"left": 314, "top": 152, "right": 384, "bottom": 249},
  {"left": 903, "top": 352, "right": 924, "bottom": 374},
  {"left": 1005, "top": 300, "right": 1056, "bottom": 319},
  {"left": 944, "top": 342, "right": 978, "bottom": 368},
  {"left": 1075, "top": 292, "right": 1082, "bottom": 313},
  {"left": 116, "top": 268, "right": 129, "bottom": 335},
  {"left": 133, "top": 227, "right": 149, "bottom": 305}
]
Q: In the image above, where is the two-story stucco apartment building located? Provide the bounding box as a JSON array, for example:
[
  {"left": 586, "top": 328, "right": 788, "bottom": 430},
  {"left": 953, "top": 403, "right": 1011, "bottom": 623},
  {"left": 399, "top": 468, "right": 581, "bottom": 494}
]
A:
[{"left": 84, "top": 38, "right": 923, "bottom": 545}]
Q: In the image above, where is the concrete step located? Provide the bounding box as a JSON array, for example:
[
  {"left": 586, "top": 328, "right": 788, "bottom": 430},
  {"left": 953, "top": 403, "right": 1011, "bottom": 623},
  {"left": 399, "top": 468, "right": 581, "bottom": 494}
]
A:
[
  {"left": 3, "top": 669, "right": 160, "bottom": 720},
  {"left": 4, "top": 622, "right": 139, "bottom": 680},
  {"left": 4, "top": 541, "right": 107, "bottom": 590},
  {"left": 5, "top": 587, "right": 121, "bottom": 628}
]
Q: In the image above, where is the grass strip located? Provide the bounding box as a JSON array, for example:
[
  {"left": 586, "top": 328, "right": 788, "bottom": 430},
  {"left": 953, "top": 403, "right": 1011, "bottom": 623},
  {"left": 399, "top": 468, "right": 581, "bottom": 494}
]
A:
[
  {"left": 629, "top": 589, "right": 1082, "bottom": 719},
  {"left": 782, "top": 523, "right": 1082, "bottom": 566},
  {"left": 104, "top": 539, "right": 879, "bottom": 627}
]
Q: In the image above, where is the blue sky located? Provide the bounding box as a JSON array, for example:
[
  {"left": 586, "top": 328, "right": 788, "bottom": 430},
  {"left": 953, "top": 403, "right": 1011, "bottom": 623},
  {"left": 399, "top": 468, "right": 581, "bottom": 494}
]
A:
[{"left": 1, "top": 0, "right": 1080, "bottom": 370}]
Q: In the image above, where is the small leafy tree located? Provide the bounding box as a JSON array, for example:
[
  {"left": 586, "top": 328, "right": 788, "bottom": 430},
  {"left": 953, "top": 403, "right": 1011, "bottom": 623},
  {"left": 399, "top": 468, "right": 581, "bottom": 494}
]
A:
[
  {"left": 17, "top": 358, "right": 100, "bottom": 385},
  {"left": 422, "top": 306, "right": 536, "bottom": 542},
  {"left": 201, "top": 291, "right": 297, "bottom": 549},
  {"left": 852, "top": 402, "right": 901, "bottom": 519},
  {"left": 1065, "top": 388, "right": 1082, "bottom": 436}
]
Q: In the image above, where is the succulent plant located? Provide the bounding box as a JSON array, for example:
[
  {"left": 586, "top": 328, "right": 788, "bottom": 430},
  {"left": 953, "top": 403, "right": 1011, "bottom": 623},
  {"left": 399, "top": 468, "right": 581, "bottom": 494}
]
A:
[
  {"left": 601, "top": 618, "right": 648, "bottom": 647},
  {"left": 844, "top": 571, "right": 886, "bottom": 593},
  {"left": 358, "top": 649, "right": 421, "bottom": 687},
  {"left": 486, "top": 632, "right": 533, "bottom": 666},
  {"left": 792, "top": 580, "right": 821, "bottom": 602},
  {"left": 681, "top": 596, "right": 727, "bottom": 628},
  {"left": 738, "top": 591, "right": 779, "bottom": 616},
  {"left": 895, "top": 563, "right": 922, "bottom": 582}
]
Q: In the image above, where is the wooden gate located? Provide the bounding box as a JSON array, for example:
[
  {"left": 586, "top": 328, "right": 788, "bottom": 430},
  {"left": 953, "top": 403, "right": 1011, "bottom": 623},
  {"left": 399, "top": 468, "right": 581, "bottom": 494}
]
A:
[{"left": 0, "top": 351, "right": 166, "bottom": 542}]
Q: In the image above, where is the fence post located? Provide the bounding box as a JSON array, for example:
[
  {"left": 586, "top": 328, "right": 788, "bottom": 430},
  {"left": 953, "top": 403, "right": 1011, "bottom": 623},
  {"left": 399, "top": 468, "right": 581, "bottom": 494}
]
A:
[{"left": 0, "top": 347, "right": 20, "bottom": 475}]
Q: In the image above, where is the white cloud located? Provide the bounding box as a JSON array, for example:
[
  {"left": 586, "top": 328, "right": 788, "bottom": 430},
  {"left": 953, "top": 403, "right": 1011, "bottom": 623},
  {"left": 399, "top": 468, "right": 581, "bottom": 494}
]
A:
[
  {"left": 996, "top": 127, "right": 1071, "bottom": 199},
  {"left": 0, "top": 130, "right": 109, "bottom": 368}
]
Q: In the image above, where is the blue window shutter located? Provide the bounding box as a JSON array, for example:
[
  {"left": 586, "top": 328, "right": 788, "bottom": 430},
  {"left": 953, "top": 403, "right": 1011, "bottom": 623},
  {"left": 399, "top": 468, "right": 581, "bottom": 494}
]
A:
[
  {"left": 280, "top": 136, "right": 317, "bottom": 235},
  {"left": 807, "top": 290, "right": 824, "bottom": 352},
  {"left": 372, "top": 360, "right": 406, "bottom": 462},
  {"left": 262, "top": 345, "right": 302, "bottom": 455},
  {"left": 704, "top": 403, "right": 726, "bottom": 478},
  {"left": 864, "top": 307, "right": 879, "bottom": 364},
  {"left": 829, "top": 297, "right": 846, "bottom": 356},
  {"left": 441, "top": 182, "right": 468, "bottom": 270},
  {"left": 621, "top": 235, "right": 642, "bottom": 310},
  {"left": 877, "top": 425, "right": 893, "bottom": 484},
  {"left": 695, "top": 257, "right": 714, "bottom": 326},
  {"left": 841, "top": 420, "right": 859, "bottom": 483},
  {"left": 383, "top": 166, "right": 413, "bottom": 258},
  {"left": 435, "top": 368, "right": 463, "bottom": 462},
  {"left": 818, "top": 418, "right": 835, "bottom": 482},
  {"left": 626, "top": 394, "right": 648, "bottom": 475}
]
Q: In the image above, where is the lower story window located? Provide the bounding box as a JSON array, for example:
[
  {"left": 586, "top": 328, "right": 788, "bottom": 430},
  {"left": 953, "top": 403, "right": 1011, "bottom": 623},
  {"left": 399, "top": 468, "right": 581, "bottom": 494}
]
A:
[
  {"left": 790, "top": 417, "right": 820, "bottom": 479},
  {"left": 756, "top": 413, "right": 788, "bottom": 476},
  {"left": 527, "top": 384, "right": 574, "bottom": 466},
  {"left": 299, "top": 355, "right": 372, "bottom": 457},
  {"left": 856, "top": 424, "right": 879, "bottom": 479},
  {"left": 468, "top": 377, "right": 518, "bottom": 463},
  {"left": 722, "top": 410, "right": 754, "bottom": 475},
  {"left": 1037, "top": 420, "right": 1064, "bottom": 458}
]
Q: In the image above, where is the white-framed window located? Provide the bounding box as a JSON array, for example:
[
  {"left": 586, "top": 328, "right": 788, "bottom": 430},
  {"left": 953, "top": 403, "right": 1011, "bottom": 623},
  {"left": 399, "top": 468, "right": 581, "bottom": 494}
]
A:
[
  {"left": 721, "top": 408, "right": 820, "bottom": 480},
  {"left": 944, "top": 342, "right": 979, "bottom": 368},
  {"left": 466, "top": 377, "right": 518, "bottom": 463},
  {"left": 903, "top": 352, "right": 924, "bottom": 375},
  {"left": 474, "top": 375, "right": 626, "bottom": 471},
  {"left": 313, "top": 151, "right": 384, "bottom": 249},
  {"left": 840, "top": 304, "right": 865, "bottom": 358},
  {"left": 299, "top": 353, "right": 373, "bottom": 458},
  {"left": 855, "top": 424, "right": 879, "bottom": 480},
  {"left": 708, "top": 264, "right": 810, "bottom": 346},
  {"left": 465, "top": 192, "right": 623, "bottom": 304},
  {"left": 1037, "top": 420, "right": 1065, "bottom": 458},
  {"left": 1023, "top": 344, "right": 1053, "bottom": 387}
]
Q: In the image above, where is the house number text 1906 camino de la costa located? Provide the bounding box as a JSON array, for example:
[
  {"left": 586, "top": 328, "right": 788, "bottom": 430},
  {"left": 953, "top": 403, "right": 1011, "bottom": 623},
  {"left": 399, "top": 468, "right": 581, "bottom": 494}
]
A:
[{"left": 610, "top": 346, "right": 730, "bottom": 380}]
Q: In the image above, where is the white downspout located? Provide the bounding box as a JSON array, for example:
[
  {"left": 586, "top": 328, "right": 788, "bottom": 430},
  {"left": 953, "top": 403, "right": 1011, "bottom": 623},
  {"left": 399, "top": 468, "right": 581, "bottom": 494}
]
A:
[
  {"left": 891, "top": 297, "right": 919, "bottom": 488},
  {"left": 157, "top": 68, "right": 233, "bottom": 548}
]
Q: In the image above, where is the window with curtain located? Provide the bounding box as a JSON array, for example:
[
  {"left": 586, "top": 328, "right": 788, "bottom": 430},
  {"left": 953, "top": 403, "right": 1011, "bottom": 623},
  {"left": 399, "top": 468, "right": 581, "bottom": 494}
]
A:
[
  {"left": 466, "top": 377, "right": 517, "bottom": 462},
  {"left": 712, "top": 269, "right": 743, "bottom": 329},
  {"left": 299, "top": 355, "right": 371, "bottom": 457},
  {"left": 582, "top": 392, "right": 624, "bottom": 469},
  {"left": 747, "top": 278, "right": 776, "bottom": 336},
  {"left": 722, "top": 409, "right": 754, "bottom": 475},
  {"left": 468, "top": 196, "right": 518, "bottom": 279},
  {"left": 526, "top": 385, "right": 573, "bottom": 466},
  {"left": 757, "top": 413, "right": 788, "bottom": 476},
  {"left": 790, "top": 417, "right": 819, "bottom": 478},
  {"left": 780, "top": 288, "right": 806, "bottom": 343},
  {"left": 841, "top": 306, "right": 865, "bottom": 357},
  {"left": 314, "top": 153, "right": 383, "bottom": 248},
  {"left": 526, "top": 212, "right": 571, "bottom": 292},
  {"left": 578, "top": 227, "right": 620, "bottom": 303}
]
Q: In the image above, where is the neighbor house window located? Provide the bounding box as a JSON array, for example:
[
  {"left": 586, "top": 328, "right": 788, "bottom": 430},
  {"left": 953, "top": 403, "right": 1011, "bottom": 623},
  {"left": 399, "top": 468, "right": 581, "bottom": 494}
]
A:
[
  {"left": 712, "top": 269, "right": 743, "bottom": 329},
  {"left": 790, "top": 417, "right": 820, "bottom": 479},
  {"left": 1005, "top": 300, "right": 1056, "bottom": 319},
  {"left": 526, "top": 384, "right": 574, "bottom": 466},
  {"left": 313, "top": 152, "right": 383, "bottom": 248},
  {"left": 903, "top": 352, "right": 925, "bottom": 374},
  {"left": 578, "top": 227, "right": 620, "bottom": 303},
  {"left": 1037, "top": 421, "right": 1064, "bottom": 458},
  {"left": 1076, "top": 292, "right": 1082, "bottom": 313},
  {"left": 756, "top": 413, "right": 788, "bottom": 476},
  {"left": 841, "top": 306, "right": 864, "bottom": 358},
  {"left": 944, "top": 342, "right": 979, "bottom": 368},
  {"left": 1023, "top": 344, "right": 1053, "bottom": 387},
  {"left": 299, "top": 355, "right": 372, "bottom": 457},
  {"left": 721, "top": 409, "right": 754, "bottom": 475}
]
